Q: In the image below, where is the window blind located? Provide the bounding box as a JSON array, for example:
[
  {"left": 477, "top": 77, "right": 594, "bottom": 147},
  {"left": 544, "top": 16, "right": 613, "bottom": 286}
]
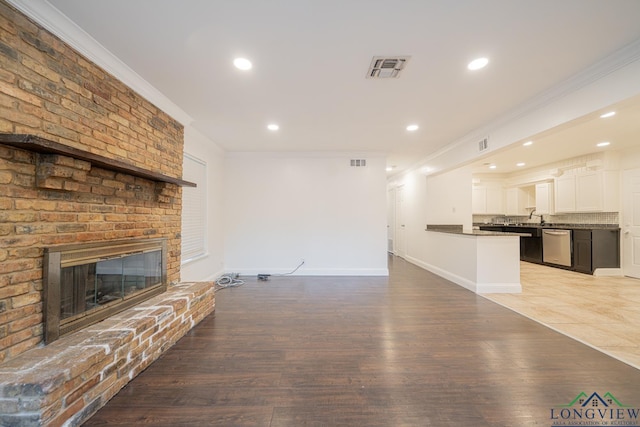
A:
[{"left": 181, "top": 154, "right": 206, "bottom": 262}]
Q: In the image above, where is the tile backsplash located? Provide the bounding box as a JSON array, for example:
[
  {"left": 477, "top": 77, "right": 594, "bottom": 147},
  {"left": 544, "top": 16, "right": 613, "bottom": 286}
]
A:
[{"left": 474, "top": 212, "right": 619, "bottom": 225}]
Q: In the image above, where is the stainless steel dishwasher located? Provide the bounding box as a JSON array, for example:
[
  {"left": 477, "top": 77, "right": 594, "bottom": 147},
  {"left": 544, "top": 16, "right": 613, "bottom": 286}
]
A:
[{"left": 542, "top": 229, "right": 572, "bottom": 267}]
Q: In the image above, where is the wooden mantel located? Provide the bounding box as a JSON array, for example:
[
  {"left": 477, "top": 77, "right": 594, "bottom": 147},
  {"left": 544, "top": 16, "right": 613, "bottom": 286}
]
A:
[{"left": 0, "top": 133, "right": 196, "bottom": 187}]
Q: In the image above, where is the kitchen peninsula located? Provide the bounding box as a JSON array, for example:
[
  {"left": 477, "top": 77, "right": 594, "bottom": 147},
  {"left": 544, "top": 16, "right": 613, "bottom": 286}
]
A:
[
  {"left": 419, "top": 225, "right": 530, "bottom": 294},
  {"left": 477, "top": 223, "right": 620, "bottom": 275}
]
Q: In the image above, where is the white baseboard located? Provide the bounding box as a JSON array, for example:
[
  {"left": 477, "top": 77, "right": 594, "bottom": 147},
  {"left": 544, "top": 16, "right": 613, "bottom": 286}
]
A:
[
  {"left": 593, "top": 268, "right": 623, "bottom": 277},
  {"left": 403, "top": 256, "right": 522, "bottom": 294},
  {"left": 476, "top": 282, "right": 522, "bottom": 294},
  {"left": 234, "top": 268, "right": 389, "bottom": 277},
  {"left": 205, "top": 269, "right": 225, "bottom": 282},
  {"left": 404, "top": 255, "right": 477, "bottom": 293}
]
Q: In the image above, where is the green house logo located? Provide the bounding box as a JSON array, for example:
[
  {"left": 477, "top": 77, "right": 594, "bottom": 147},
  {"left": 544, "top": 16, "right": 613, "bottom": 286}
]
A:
[{"left": 550, "top": 391, "right": 640, "bottom": 426}]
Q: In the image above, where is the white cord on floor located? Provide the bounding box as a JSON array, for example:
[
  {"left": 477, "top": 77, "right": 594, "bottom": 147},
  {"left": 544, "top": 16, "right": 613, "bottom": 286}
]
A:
[
  {"left": 215, "top": 274, "right": 245, "bottom": 289},
  {"left": 272, "top": 260, "right": 305, "bottom": 276}
]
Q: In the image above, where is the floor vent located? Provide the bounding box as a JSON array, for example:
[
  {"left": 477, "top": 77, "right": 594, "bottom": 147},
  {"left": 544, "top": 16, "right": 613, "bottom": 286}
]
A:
[
  {"left": 366, "top": 56, "right": 410, "bottom": 79},
  {"left": 350, "top": 159, "right": 367, "bottom": 167}
]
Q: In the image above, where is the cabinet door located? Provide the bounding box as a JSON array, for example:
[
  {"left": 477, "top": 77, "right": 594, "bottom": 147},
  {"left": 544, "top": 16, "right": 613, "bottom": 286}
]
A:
[
  {"left": 535, "top": 182, "right": 554, "bottom": 214},
  {"left": 555, "top": 175, "right": 576, "bottom": 212},
  {"left": 573, "top": 230, "right": 592, "bottom": 273},
  {"left": 473, "top": 186, "right": 503, "bottom": 214},
  {"left": 576, "top": 171, "right": 603, "bottom": 211},
  {"left": 472, "top": 187, "right": 486, "bottom": 213},
  {"left": 592, "top": 229, "right": 620, "bottom": 269},
  {"left": 505, "top": 187, "right": 530, "bottom": 215},
  {"left": 505, "top": 188, "right": 519, "bottom": 215},
  {"left": 486, "top": 187, "right": 503, "bottom": 214}
]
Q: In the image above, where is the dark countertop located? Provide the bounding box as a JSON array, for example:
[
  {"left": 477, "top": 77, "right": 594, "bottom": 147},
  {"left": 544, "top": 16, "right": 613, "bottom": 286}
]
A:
[
  {"left": 475, "top": 223, "right": 620, "bottom": 231},
  {"left": 426, "top": 224, "right": 530, "bottom": 237}
]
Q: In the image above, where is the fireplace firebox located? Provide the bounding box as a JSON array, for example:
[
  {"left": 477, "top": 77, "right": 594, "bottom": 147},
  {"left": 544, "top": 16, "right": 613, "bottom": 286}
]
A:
[{"left": 43, "top": 238, "right": 167, "bottom": 343}]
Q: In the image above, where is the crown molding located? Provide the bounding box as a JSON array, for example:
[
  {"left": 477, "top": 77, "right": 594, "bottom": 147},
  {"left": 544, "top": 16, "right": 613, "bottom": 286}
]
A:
[
  {"left": 407, "top": 37, "right": 640, "bottom": 177},
  {"left": 225, "top": 151, "right": 387, "bottom": 160},
  {"left": 465, "top": 37, "right": 640, "bottom": 143},
  {"left": 6, "top": 0, "right": 194, "bottom": 127}
]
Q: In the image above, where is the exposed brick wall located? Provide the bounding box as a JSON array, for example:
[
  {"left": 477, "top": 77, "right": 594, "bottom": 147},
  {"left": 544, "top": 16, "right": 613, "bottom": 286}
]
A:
[{"left": 0, "top": 1, "right": 185, "bottom": 363}]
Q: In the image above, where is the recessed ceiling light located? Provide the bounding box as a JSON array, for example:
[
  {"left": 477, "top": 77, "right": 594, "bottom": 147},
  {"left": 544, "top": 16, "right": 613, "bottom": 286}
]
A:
[
  {"left": 267, "top": 124, "right": 279, "bottom": 131},
  {"left": 467, "top": 57, "right": 489, "bottom": 71},
  {"left": 489, "top": 164, "right": 497, "bottom": 169},
  {"left": 597, "top": 141, "right": 610, "bottom": 147},
  {"left": 516, "top": 162, "right": 526, "bottom": 167},
  {"left": 523, "top": 141, "right": 533, "bottom": 146},
  {"left": 233, "top": 57, "right": 252, "bottom": 70},
  {"left": 386, "top": 166, "right": 395, "bottom": 172},
  {"left": 600, "top": 111, "right": 615, "bottom": 118},
  {"left": 406, "top": 124, "right": 419, "bottom": 131}
]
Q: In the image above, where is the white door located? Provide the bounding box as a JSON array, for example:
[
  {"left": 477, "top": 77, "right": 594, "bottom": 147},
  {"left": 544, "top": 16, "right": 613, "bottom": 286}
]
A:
[
  {"left": 622, "top": 169, "right": 640, "bottom": 278},
  {"left": 387, "top": 188, "right": 396, "bottom": 253},
  {"left": 395, "top": 185, "right": 407, "bottom": 258}
]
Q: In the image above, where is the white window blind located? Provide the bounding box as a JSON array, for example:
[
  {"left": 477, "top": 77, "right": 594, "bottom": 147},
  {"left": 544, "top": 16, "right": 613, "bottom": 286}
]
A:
[{"left": 181, "top": 154, "right": 206, "bottom": 262}]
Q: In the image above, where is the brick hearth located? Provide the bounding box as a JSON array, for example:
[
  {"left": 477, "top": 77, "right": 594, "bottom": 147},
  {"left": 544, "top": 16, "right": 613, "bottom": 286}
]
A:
[{"left": 0, "top": 281, "right": 214, "bottom": 427}]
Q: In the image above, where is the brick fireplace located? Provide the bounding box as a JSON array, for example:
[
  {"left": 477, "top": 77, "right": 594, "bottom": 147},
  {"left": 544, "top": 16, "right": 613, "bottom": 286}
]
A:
[{"left": 0, "top": 2, "right": 215, "bottom": 426}]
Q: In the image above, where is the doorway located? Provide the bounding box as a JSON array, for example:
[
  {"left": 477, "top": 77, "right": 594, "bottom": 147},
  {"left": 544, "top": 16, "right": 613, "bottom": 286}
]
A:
[
  {"left": 622, "top": 168, "right": 640, "bottom": 278},
  {"left": 394, "top": 185, "right": 407, "bottom": 259},
  {"left": 386, "top": 188, "right": 395, "bottom": 253}
]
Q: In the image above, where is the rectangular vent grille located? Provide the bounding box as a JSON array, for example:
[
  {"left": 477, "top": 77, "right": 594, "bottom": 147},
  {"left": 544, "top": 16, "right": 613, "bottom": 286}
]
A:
[
  {"left": 478, "top": 137, "right": 489, "bottom": 152},
  {"left": 366, "top": 56, "right": 411, "bottom": 79},
  {"left": 350, "top": 159, "right": 367, "bottom": 167}
]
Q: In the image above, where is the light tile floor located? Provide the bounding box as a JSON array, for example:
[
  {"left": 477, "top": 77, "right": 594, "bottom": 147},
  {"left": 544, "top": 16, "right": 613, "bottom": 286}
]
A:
[{"left": 483, "top": 262, "right": 640, "bottom": 370}]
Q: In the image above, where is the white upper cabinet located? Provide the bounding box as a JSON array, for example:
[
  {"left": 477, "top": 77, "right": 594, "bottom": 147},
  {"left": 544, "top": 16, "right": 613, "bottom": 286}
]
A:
[
  {"left": 575, "top": 171, "right": 603, "bottom": 211},
  {"left": 505, "top": 187, "right": 532, "bottom": 215},
  {"left": 554, "top": 170, "right": 619, "bottom": 213},
  {"left": 472, "top": 185, "right": 503, "bottom": 214},
  {"left": 472, "top": 186, "right": 486, "bottom": 213},
  {"left": 555, "top": 175, "right": 576, "bottom": 212},
  {"left": 486, "top": 187, "right": 503, "bottom": 214},
  {"left": 535, "top": 182, "right": 554, "bottom": 214}
]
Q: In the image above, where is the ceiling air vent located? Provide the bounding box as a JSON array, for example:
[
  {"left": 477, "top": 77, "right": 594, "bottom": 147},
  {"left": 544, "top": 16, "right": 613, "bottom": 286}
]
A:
[
  {"left": 478, "top": 137, "right": 489, "bottom": 152},
  {"left": 350, "top": 159, "right": 367, "bottom": 167},
  {"left": 366, "top": 56, "right": 411, "bottom": 79}
]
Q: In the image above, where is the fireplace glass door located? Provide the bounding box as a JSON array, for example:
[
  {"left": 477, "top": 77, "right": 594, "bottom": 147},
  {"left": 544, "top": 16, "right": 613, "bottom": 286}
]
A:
[
  {"left": 59, "top": 250, "right": 163, "bottom": 320},
  {"left": 44, "top": 238, "right": 167, "bottom": 343}
]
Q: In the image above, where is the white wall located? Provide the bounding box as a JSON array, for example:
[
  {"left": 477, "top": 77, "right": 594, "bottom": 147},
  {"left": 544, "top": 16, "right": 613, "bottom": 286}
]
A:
[
  {"left": 223, "top": 153, "right": 388, "bottom": 276},
  {"left": 425, "top": 167, "right": 472, "bottom": 226},
  {"left": 180, "top": 126, "right": 226, "bottom": 281},
  {"left": 389, "top": 166, "right": 472, "bottom": 266},
  {"left": 620, "top": 145, "right": 640, "bottom": 170}
]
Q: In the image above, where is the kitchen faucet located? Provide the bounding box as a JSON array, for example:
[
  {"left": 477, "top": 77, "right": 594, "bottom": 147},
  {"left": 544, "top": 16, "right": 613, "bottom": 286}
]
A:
[{"left": 528, "top": 209, "right": 545, "bottom": 225}]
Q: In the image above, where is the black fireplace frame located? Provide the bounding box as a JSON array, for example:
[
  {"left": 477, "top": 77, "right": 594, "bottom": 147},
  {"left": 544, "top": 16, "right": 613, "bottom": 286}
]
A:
[{"left": 43, "top": 238, "right": 167, "bottom": 343}]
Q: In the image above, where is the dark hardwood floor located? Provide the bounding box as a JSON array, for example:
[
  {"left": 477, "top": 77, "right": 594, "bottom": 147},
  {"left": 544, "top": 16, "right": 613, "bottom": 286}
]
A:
[{"left": 82, "top": 256, "right": 640, "bottom": 426}]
